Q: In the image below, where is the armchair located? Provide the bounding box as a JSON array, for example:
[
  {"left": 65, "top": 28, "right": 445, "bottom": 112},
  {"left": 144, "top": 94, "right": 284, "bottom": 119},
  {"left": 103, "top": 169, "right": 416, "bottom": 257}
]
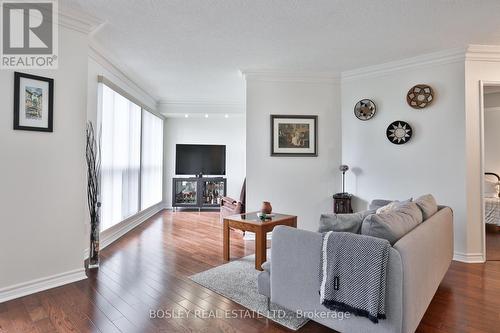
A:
[{"left": 220, "top": 179, "right": 246, "bottom": 217}]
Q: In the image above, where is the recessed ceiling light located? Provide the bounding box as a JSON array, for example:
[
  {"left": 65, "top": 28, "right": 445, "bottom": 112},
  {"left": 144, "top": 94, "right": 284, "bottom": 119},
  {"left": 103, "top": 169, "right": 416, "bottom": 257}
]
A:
[
  {"left": 224, "top": 114, "right": 229, "bottom": 118},
  {"left": 205, "top": 114, "right": 209, "bottom": 118},
  {"left": 184, "top": 114, "right": 189, "bottom": 118}
]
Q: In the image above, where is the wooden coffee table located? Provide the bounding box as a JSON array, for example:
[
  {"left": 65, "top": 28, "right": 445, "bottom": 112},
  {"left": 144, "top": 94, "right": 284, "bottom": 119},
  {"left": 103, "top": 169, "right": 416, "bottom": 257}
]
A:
[{"left": 223, "top": 212, "right": 297, "bottom": 270}]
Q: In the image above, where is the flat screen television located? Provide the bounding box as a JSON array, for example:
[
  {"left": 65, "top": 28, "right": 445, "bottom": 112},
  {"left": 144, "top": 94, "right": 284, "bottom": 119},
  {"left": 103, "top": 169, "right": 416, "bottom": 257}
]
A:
[{"left": 175, "top": 144, "right": 226, "bottom": 175}]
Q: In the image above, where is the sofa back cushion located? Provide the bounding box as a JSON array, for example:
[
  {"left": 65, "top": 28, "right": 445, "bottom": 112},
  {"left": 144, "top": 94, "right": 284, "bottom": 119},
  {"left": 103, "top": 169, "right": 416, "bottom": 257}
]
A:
[
  {"left": 369, "top": 198, "right": 412, "bottom": 211},
  {"left": 318, "top": 210, "right": 375, "bottom": 234},
  {"left": 375, "top": 198, "right": 413, "bottom": 214},
  {"left": 368, "top": 199, "right": 392, "bottom": 210},
  {"left": 414, "top": 194, "right": 438, "bottom": 220},
  {"left": 361, "top": 202, "right": 423, "bottom": 244}
]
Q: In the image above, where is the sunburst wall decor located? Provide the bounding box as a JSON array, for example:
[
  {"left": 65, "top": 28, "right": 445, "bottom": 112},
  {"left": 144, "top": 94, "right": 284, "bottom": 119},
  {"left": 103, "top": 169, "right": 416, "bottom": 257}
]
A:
[{"left": 386, "top": 121, "right": 412, "bottom": 145}]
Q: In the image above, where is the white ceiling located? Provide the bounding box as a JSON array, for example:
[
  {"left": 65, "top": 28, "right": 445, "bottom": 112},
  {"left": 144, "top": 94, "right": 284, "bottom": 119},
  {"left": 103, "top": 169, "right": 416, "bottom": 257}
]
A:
[{"left": 64, "top": 0, "right": 500, "bottom": 105}]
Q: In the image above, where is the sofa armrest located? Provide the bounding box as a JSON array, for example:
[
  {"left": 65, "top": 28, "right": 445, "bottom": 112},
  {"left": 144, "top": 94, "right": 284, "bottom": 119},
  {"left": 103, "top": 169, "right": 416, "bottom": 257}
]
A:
[
  {"left": 393, "top": 206, "right": 453, "bottom": 333},
  {"left": 270, "top": 226, "right": 324, "bottom": 310},
  {"left": 221, "top": 196, "right": 237, "bottom": 205}
]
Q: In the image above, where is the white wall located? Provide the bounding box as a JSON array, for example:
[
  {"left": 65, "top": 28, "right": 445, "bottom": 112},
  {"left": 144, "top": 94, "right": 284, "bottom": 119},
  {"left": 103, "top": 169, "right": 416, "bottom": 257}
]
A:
[
  {"left": 484, "top": 93, "right": 500, "bottom": 177},
  {"left": 245, "top": 76, "right": 341, "bottom": 231},
  {"left": 163, "top": 116, "right": 246, "bottom": 207},
  {"left": 0, "top": 26, "right": 89, "bottom": 294},
  {"left": 341, "top": 60, "right": 467, "bottom": 255}
]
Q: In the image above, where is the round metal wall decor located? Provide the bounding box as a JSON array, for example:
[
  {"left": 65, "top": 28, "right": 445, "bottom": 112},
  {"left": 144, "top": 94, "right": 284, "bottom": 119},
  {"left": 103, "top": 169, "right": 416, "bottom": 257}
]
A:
[
  {"left": 407, "top": 84, "right": 434, "bottom": 109},
  {"left": 386, "top": 121, "right": 412, "bottom": 145},
  {"left": 354, "top": 99, "right": 376, "bottom": 120}
]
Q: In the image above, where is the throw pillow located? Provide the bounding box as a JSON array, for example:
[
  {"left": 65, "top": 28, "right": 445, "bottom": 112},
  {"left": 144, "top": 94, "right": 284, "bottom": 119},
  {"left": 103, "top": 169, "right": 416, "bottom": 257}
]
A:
[
  {"left": 361, "top": 202, "right": 422, "bottom": 245},
  {"left": 318, "top": 210, "right": 374, "bottom": 234},
  {"left": 369, "top": 198, "right": 412, "bottom": 211},
  {"left": 484, "top": 179, "right": 499, "bottom": 198},
  {"left": 414, "top": 194, "right": 438, "bottom": 220},
  {"left": 376, "top": 201, "right": 401, "bottom": 214}
]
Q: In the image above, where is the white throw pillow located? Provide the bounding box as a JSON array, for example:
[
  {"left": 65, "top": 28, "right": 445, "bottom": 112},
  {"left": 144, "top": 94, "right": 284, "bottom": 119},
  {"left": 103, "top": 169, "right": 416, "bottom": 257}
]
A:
[
  {"left": 376, "top": 201, "right": 401, "bottom": 214},
  {"left": 484, "top": 179, "right": 499, "bottom": 198},
  {"left": 375, "top": 198, "right": 412, "bottom": 214}
]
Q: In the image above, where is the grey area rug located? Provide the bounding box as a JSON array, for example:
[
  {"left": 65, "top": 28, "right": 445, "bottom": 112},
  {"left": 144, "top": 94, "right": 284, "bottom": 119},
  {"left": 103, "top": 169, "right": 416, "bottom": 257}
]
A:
[{"left": 189, "top": 254, "right": 309, "bottom": 330}]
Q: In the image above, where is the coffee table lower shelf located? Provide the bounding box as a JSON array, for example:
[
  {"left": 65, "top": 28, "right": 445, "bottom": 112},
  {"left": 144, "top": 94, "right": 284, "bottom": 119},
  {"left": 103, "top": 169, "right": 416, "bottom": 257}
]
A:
[{"left": 222, "top": 212, "right": 297, "bottom": 270}]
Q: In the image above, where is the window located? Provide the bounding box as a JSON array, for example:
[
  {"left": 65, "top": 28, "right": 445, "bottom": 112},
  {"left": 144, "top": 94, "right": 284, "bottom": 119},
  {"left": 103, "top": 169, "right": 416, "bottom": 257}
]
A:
[
  {"left": 99, "top": 83, "right": 139, "bottom": 230},
  {"left": 99, "top": 80, "right": 164, "bottom": 230},
  {"left": 141, "top": 110, "right": 164, "bottom": 209}
]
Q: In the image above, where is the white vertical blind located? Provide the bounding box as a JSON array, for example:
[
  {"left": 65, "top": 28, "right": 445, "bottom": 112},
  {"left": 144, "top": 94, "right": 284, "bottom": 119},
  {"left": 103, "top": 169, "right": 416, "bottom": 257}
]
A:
[
  {"left": 100, "top": 83, "right": 142, "bottom": 230},
  {"left": 141, "top": 110, "right": 164, "bottom": 209}
]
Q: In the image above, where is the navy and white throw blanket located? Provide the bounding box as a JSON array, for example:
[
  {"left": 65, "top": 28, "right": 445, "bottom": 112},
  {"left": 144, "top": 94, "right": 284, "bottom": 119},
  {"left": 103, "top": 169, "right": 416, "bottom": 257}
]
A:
[{"left": 319, "top": 231, "right": 390, "bottom": 323}]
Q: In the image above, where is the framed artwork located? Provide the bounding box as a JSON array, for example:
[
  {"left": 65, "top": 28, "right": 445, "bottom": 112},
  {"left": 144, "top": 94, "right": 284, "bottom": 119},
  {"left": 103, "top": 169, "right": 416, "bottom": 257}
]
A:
[
  {"left": 13, "top": 72, "right": 54, "bottom": 132},
  {"left": 270, "top": 115, "right": 318, "bottom": 156}
]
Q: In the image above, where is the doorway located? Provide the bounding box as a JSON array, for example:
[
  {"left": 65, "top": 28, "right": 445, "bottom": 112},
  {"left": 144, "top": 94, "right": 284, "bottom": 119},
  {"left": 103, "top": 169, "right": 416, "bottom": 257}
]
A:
[{"left": 482, "top": 83, "right": 500, "bottom": 260}]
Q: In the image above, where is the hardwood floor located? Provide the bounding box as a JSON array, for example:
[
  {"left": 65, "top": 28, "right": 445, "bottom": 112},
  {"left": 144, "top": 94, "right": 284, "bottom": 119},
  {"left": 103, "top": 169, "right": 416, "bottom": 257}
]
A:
[
  {"left": 1, "top": 211, "right": 499, "bottom": 333},
  {"left": 486, "top": 225, "right": 500, "bottom": 260}
]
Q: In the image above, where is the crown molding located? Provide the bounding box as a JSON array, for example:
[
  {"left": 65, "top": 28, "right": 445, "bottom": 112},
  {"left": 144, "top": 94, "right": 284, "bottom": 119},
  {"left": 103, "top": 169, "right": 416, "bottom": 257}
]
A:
[
  {"left": 341, "top": 47, "right": 467, "bottom": 81},
  {"left": 241, "top": 70, "right": 340, "bottom": 84},
  {"left": 89, "top": 43, "right": 159, "bottom": 108},
  {"left": 465, "top": 44, "right": 500, "bottom": 62},
  {"left": 158, "top": 99, "right": 245, "bottom": 116},
  {"left": 162, "top": 113, "right": 245, "bottom": 119},
  {"left": 158, "top": 99, "right": 244, "bottom": 108},
  {"left": 59, "top": 6, "right": 104, "bottom": 34}
]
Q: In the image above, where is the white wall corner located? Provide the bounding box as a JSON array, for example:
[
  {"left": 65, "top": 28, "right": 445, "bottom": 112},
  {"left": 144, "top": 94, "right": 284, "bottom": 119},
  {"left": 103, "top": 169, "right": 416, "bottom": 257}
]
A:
[
  {"left": 241, "top": 70, "right": 340, "bottom": 84},
  {"left": 465, "top": 44, "right": 500, "bottom": 62},
  {"left": 0, "top": 268, "right": 87, "bottom": 303},
  {"left": 341, "top": 47, "right": 467, "bottom": 81},
  {"left": 453, "top": 252, "right": 485, "bottom": 263},
  {"left": 83, "top": 202, "right": 165, "bottom": 259}
]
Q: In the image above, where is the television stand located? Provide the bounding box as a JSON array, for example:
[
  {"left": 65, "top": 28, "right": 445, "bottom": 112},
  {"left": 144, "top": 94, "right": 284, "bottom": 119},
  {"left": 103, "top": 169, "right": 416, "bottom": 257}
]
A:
[{"left": 172, "top": 177, "right": 226, "bottom": 210}]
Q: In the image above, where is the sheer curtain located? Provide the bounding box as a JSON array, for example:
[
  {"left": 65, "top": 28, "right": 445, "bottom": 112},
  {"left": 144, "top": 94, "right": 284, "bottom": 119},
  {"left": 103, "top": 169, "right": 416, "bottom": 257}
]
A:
[
  {"left": 99, "top": 83, "right": 142, "bottom": 230},
  {"left": 141, "top": 110, "right": 164, "bottom": 209}
]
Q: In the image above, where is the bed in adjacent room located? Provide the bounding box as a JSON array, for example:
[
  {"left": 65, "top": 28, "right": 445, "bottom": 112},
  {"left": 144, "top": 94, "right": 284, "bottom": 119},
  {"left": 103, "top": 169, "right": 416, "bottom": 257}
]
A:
[{"left": 485, "top": 173, "right": 500, "bottom": 227}]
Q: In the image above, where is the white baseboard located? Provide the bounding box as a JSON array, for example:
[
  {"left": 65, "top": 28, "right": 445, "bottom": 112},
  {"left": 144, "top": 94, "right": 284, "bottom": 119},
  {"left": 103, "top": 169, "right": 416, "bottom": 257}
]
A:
[
  {"left": 453, "top": 252, "right": 485, "bottom": 263},
  {"left": 0, "top": 268, "right": 87, "bottom": 303},
  {"left": 84, "top": 201, "right": 166, "bottom": 259}
]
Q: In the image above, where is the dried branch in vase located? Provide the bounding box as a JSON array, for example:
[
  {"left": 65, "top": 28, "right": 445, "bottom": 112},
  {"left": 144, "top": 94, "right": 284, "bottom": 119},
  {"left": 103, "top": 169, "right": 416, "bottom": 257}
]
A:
[{"left": 86, "top": 121, "right": 101, "bottom": 268}]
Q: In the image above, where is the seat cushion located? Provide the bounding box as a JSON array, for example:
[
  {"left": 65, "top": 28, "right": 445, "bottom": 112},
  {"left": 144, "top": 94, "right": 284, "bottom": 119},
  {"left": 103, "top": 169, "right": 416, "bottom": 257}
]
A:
[
  {"left": 318, "top": 210, "right": 374, "bottom": 234},
  {"left": 257, "top": 270, "right": 271, "bottom": 297},
  {"left": 261, "top": 261, "right": 271, "bottom": 272},
  {"left": 414, "top": 194, "right": 438, "bottom": 220},
  {"left": 361, "top": 202, "right": 423, "bottom": 244}
]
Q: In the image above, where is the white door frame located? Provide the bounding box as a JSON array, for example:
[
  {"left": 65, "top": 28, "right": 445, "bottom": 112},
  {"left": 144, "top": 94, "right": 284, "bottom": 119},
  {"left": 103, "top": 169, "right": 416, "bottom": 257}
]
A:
[{"left": 479, "top": 80, "right": 500, "bottom": 261}]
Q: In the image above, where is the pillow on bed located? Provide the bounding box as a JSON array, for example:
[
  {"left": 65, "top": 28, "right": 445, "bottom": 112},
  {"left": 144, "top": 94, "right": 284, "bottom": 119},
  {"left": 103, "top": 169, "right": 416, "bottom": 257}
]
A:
[{"left": 484, "top": 179, "right": 499, "bottom": 198}]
